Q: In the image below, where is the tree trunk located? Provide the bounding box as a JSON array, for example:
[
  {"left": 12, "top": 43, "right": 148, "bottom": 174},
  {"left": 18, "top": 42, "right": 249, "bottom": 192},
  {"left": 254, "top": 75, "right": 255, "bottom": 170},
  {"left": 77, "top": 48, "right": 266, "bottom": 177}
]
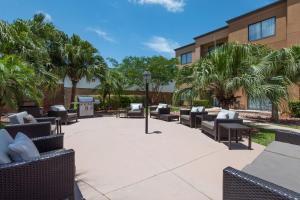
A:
[
  {"left": 70, "top": 80, "right": 78, "bottom": 109},
  {"left": 271, "top": 103, "right": 279, "bottom": 122}
]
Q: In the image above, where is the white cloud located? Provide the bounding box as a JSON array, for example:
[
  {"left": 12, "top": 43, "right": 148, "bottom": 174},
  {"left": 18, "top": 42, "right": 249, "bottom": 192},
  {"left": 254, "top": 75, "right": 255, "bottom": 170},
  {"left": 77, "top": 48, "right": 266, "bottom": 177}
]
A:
[
  {"left": 129, "top": 0, "right": 185, "bottom": 12},
  {"left": 87, "top": 28, "right": 116, "bottom": 43},
  {"left": 144, "top": 36, "right": 179, "bottom": 55},
  {"left": 36, "top": 11, "right": 52, "bottom": 22}
]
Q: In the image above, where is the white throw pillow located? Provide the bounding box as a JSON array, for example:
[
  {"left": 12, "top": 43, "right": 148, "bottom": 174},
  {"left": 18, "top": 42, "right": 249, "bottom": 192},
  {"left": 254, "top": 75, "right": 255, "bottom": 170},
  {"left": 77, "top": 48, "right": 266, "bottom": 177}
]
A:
[
  {"left": 8, "top": 111, "right": 28, "bottom": 124},
  {"left": 221, "top": 109, "right": 239, "bottom": 119},
  {"left": 191, "top": 106, "right": 205, "bottom": 113},
  {"left": 216, "top": 112, "right": 229, "bottom": 119},
  {"left": 155, "top": 103, "right": 168, "bottom": 112},
  {"left": 51, "top": 105, "right": 66, "bottom": 111},
  {"left": 8, "top": 132, "right": 40, "bottom": 162},
  {"left": 0, "top": 129, "right": 14, "bottom": 164},
  {"left": 131, "top": 103, "right": 142, "bottom": 111}
]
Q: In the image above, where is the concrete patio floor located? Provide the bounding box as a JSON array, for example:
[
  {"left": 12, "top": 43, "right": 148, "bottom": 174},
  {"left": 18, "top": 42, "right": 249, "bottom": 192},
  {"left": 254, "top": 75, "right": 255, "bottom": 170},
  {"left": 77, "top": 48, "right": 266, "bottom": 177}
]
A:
[{"left": 64, "top": 117, "right": 265, "bottom": 200}]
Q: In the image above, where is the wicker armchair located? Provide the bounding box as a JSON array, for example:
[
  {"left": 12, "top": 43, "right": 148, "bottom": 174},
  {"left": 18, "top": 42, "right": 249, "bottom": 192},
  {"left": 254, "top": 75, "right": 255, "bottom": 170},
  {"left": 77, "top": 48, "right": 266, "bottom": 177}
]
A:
[
  {"left": 180, "top": 109, "right": 208, "bottom": 128},
  {"left": 0, "top": 134, "right": 75, "bottom": 200},
  {"left": 150, "top": 106, "right": 170, "bottom": 119},
  {"left": 48, "top": 109, "right": 78, "bottom": 125},
  {"left": 223, "top": 130, "right": 300, "bottom": 200}
]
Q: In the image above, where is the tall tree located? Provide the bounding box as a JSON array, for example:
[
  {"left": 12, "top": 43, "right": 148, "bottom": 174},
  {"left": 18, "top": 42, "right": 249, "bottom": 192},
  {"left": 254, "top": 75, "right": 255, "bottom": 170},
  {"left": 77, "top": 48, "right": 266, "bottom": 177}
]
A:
[
  {"left": 61, "top": 34, "right": 106, "bottom": 106},
  {"left": 117, "top": 56, "right": 177, "bottom": 103},
  {"left": 175, "top": 43, "right": 271, "bottom": 109}
]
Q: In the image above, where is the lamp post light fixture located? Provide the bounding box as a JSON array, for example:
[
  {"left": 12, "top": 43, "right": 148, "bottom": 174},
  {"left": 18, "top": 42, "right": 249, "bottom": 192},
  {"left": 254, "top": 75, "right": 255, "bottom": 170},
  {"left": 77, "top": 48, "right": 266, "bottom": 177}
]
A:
[{"left": 143, "top": 71, "right": 151, "bottom": 134}]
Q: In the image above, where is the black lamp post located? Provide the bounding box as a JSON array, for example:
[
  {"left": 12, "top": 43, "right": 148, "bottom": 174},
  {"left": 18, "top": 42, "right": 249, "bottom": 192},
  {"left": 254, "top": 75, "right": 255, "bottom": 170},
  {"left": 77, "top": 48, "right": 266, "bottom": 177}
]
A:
[{"left": 143, "top": 71, "right": 151, "bottom": 134}]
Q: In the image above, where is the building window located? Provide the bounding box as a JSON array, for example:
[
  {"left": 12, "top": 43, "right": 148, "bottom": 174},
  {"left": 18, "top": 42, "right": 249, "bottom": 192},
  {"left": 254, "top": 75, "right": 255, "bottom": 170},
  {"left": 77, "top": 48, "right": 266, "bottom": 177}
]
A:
[
  {"left": 248, "top": 17, "right": 276, "bottom": 41},
  {"left": 181, "top": 52, "right": 192, "bottom": 64}
]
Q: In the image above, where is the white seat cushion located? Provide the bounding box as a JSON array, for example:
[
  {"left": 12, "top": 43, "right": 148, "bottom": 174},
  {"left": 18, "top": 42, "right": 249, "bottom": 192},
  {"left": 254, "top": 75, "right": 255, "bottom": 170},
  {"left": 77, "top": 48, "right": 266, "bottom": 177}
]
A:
[
  {"left": 0, "top": 129, "right": 14, "bottom": 164},
  {"left": 8, "top": 132, "right": 40, "bottom": 162}
]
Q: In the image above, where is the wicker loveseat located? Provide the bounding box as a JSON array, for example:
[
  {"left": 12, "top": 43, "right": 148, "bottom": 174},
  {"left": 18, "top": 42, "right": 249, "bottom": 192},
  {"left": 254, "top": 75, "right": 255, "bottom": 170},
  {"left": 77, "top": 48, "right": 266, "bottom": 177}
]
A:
[
  {"left": 0, "top": 132, "right": 76, "bottom": 200},
  {"left": 127, "top": 103, "right": 144, "bottom": 118},
  {"left": 150, "top": 104, "right": 170, "bottom": 119},
  {"left": 180, "top": 107, "right": 208, "bottom": 128},
  {"left": 223, "top": 130, "right": 300, "bottom": 200},
  {"left": 201, "top": 110, "right": 242, "bottom": 140},
  {"left": 5, "top": 112, "right": 57, "bottom": 138}
]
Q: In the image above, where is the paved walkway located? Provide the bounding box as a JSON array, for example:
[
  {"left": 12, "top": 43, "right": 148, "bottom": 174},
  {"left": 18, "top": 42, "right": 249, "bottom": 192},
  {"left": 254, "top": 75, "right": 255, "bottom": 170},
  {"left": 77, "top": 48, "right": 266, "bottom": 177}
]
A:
[{"left": 64, "top": 117, "right": 264, "bottom": 200}]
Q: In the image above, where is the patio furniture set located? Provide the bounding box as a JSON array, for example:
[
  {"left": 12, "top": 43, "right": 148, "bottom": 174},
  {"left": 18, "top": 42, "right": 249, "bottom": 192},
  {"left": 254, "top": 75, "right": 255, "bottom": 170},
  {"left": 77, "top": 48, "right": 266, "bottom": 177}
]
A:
[
  {"left": 149, "top": 104, "right": 251, "bottom": 149},
  {"left": 0, "top": 105, "right": 83, "bottom": 200},
  {"left": 224, "top": 130, "right": 300, "bottom": 199}
]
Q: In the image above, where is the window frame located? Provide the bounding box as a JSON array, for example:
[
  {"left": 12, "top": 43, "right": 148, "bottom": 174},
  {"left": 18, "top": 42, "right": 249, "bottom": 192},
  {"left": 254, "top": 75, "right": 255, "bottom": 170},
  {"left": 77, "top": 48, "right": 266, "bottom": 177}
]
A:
[
  {"left": 180, "top": 52, "right": 193, "bottom": 65},
  {"left": 248, "top": 17, "right": 276, "bottom": 42}
]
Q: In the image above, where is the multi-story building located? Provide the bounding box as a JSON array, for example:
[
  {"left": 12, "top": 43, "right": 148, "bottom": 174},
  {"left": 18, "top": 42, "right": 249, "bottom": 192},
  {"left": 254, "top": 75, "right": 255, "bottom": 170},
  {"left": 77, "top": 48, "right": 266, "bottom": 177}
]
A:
[{"left": 175, "top": 0, "right": 300, "bottom": 111}]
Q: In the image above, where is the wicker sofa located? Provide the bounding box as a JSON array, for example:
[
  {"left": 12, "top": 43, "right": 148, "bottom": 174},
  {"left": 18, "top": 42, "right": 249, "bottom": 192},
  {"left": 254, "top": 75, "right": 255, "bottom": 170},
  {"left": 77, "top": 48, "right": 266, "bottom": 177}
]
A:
[
  {"left": 5, "top": 112, "right": 57, "bottom": 138},
  {"left": 0, "top": 133, "right": 76, "bottom": 200},
  {"left": 180, "top": 108, "right": 208, "bottom": 128},
  {"left": 223, "top": 130, "right": 300, "bottom": 199},
  {"left": 201, "top": 110, "right": 242, "bottom": 140},
  {"left": 150, "top": 105, "right": 170, "bottom": 119}
]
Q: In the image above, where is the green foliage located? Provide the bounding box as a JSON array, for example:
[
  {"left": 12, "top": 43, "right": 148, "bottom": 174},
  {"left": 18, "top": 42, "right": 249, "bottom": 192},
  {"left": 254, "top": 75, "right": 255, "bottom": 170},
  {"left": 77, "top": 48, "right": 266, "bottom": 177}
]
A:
[
  {"left": 288, "top": 101, "right": 300, "bottom": 117},
  {"left": 175, "top": 43, "right": 300, "bottom": 121},
  {"left": 193, "top": 100, "right": 212, "bottom": 108},
  {"left": 117, "top": 56, "right": 177, "bottom": 103},
  {"left": 0, "top": 55, "right": 42, "bottom": 112}
]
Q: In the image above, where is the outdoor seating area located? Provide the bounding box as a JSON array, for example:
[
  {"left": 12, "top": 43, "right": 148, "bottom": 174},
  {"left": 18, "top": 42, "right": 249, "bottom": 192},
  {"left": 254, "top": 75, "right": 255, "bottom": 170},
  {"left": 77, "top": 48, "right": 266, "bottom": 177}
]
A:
[{"left": 1, "top": 0, "right": 300, "bottom": 199}]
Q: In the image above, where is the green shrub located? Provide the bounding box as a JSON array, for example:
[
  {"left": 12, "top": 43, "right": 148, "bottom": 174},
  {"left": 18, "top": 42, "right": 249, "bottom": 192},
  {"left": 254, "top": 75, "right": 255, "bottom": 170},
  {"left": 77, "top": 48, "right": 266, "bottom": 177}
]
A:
[
  {"left": 289, "top": 101, "right": 300, "bottom": 117},
  {"left": 119, "top": 96, "right": 131, "bottom": 108},
  {"left": 193, "top": 99, "right": 212, "bottom": 108}
]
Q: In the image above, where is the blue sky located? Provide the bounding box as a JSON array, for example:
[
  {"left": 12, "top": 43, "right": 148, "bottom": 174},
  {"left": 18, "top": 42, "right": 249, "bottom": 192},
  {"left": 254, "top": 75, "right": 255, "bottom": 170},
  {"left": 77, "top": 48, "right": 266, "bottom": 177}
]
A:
[{"left": 1, "top": 0, "right": 276, "bottom": 62}]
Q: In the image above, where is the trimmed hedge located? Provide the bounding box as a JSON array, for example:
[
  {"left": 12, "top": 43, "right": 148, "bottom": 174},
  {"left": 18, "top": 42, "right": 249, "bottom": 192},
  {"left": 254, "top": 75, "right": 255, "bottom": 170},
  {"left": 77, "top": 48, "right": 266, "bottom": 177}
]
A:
[
  {"left": 193, "top": 99, "right": 212, "bottom": 108},
  {"left": 288, "top": 101, "right": 300, "bottom": 117},
  {"left": 76, "top": 95, "right": 145, "bottom": 110}
]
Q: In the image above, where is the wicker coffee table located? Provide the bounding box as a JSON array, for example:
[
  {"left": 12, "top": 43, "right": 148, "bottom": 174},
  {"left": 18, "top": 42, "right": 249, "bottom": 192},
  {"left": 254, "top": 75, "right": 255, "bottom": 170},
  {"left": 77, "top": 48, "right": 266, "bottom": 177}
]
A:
[
  {"left": 160, "top": 114, "right": 179, "bottom": 122},
  {"left": 219, "top": 123, "right": 252, "bottom": 150}
]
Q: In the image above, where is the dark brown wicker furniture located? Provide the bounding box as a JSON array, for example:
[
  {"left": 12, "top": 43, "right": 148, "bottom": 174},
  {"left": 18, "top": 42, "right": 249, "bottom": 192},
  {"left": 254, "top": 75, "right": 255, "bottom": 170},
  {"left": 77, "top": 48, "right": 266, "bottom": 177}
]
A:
[
  {"left": 219, "top": 123, "right": 252, "bottom": 149},
  {"left": 19, "top": 106, "right": 45, "bottom": 117},
  {"left": 5, "top": 122, "right": 52, "bottom": 138},
  {"left": 48, "top": 110, "right": 78, "bottom": 125},
  {"left": 116, "top": 109, "right": 128, "bottom": 118},
  {"left": 159, "top": 114, "right": 179, "bottom": 122},
  {"left": 201, "top": 117, "right": 243, "bottom": 141},
  {"left": 0, "top": 133, "right": 76, "bottom": 200},
  {"left": 127, "top": 104, "right": 144, "bottom": 118},
  {"left": 223, "top": 130, "right": 300, "bottom": 200},
  {"left": 150, "top": 106, "right": 171, "bottom": 119},
  {"left": 180, "top": 109, "right": 208, "bottom": 128}
]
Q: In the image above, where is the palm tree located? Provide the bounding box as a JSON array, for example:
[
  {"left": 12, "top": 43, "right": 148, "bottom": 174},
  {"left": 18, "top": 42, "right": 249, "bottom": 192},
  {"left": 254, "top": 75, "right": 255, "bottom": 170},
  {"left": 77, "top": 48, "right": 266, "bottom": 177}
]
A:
[
  {"left": 174, "top": 43, "right": 270, "bottom": 109},
  {"left": 253, "top": 46, "right": 300, "bottom": 121},
  {"left": 0, "top": 55, "right": 41, "bottom": 118},
  {"left": 96, "top": 69, "right": 126, "bottom": 106},
  {"left": 61, "top": 34, "right": 106, "bottom": 107}
]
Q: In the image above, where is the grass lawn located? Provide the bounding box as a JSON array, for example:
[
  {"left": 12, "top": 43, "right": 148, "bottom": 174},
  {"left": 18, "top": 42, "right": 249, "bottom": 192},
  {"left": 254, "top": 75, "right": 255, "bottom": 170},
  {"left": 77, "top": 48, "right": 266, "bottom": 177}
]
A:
[
  {"left": 275, "top": 124, "right": 300, "bottom": 130},
  {"left": 252, "top": 128, "right": 275, "bottom": 146}
]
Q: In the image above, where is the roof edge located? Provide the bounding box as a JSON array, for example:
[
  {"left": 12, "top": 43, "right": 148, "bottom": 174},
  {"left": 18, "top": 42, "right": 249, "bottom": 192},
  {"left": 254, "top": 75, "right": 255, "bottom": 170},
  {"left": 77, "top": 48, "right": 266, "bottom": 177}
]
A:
[
  {"left": 227, "top": 0, "right": 286, "bottom": 23},
  {"left": 174, "top": 42, "right": 195, "bottom": 51},
  {"left": 193, "top": 26, "right": 228, "bottom": 40}
]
